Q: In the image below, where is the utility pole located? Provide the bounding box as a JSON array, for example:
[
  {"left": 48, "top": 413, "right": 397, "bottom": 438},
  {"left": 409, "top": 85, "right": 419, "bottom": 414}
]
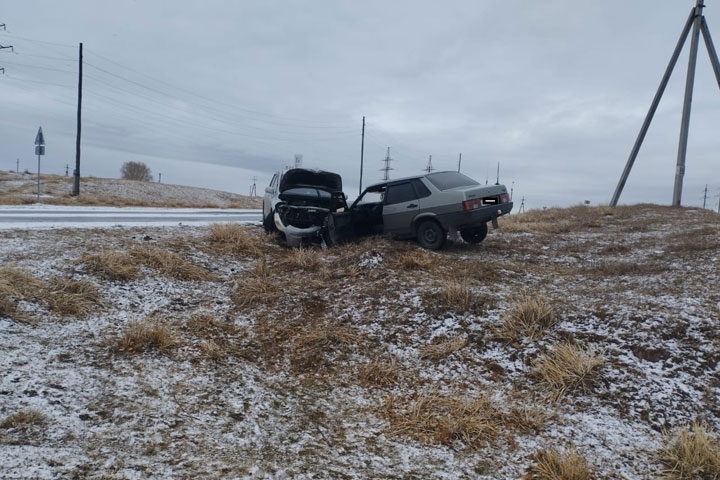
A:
[
  {"left": 294, "top": 154, "right": 303, "bottom": 169},
  {"left": 703, "top": 184, "right": 708, "bottom": 208},
  {"left": 65, "top": 164, "right": 69, "bottom": 177},
  {"left": 16, "top": 158, "right": 19, "bottom": 173},
  {"left": 424, "top": 155, "right": 434, "bottom": 173},
  {"left": 72, "top": 42, "right": 83, "bottom": 196},
  {"left": 495, "top": 161, "right": 500, "bottom": 185},
  {"left": 611, "top": 0, "right": 720, "bottom": 206},
  {"left": 359, "top": 116, "right": 365, "bottom": 195},
  {"left": 158, "top": 173, "right": 162, "bottom": 183},
  {"left": 0, "top": 30, "right": 12, "bottom": 76},
  {"left": 457, "top": 153, "right": 462, "bottom": 173},
  {"left": 250, "top": 176, "right": 257, "bottom": 196},
  {"left": 510, "top": 181, "right": 515, "bottom": 200},
  {"left": 381, "top": 147, "right": 393, "bottom": 181},
  {"left": 34, "top": 127, "right": 45, "bottom": 203}
]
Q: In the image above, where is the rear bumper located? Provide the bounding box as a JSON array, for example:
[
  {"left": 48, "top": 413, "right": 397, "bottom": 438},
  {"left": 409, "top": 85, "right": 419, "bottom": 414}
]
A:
[{"left": 435, "top": 202, "right": 513, "bottom": 230}]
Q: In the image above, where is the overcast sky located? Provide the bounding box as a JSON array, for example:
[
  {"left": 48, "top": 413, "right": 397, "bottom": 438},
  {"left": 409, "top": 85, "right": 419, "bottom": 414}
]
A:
[{"left": 1, "top": 0, "right": 719, "bottom": 210}]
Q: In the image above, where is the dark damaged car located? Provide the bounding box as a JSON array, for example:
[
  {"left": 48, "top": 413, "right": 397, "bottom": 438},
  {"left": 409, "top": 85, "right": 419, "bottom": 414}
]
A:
[
  {"left": 263, "top": 168, "right": 347, "bottom": 247},
  {"left": 325, "top": 171, "right": 513, "bottom": 250}
]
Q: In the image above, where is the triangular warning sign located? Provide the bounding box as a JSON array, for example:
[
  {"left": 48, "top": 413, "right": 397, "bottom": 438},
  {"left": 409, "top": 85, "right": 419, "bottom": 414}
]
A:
[{"left": 35, "top": 127, "right": 45, "bottom": 146}]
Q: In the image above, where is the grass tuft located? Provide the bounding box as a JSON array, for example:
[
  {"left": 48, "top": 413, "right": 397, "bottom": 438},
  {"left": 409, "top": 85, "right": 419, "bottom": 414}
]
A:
[
  {"left": 533, "top": 343, "right": 605, "bottom": 398},
  {"left": 290, "top": 321, "right": 363, "bottom": 373},
  {"left": 232, "top": 259, "right": 275, "bottom": 308},
  {"left": 82, "top": 251, "right": 138, "bottom": 281},
  {"left": 496, "top": 293, "right": 557, "bottom": 341},
  {"left": 658, "top": 423, "right": 720, "bottom": 480},
  {"left": 394, "top": 250, "right": 434, "bottom": 270},
  {"left": 524, "top": 448, "right": 593, "bottom": 480},
  {"left": 207, "top": 223, "right": 261, "bottom": 257},
  {"left": 130, "top": 245, "right": 212, "bottom": 281},
  {"left": 113, "top": 320, "right": 178, "bottom": 354},
  {"left": 0, "top": 409, "right": 48, "bottom": 432},
  {"left": 419, "top": 335, "right": 467, "bottom": 361},
  {"left": 44, "top": 277, "right": 101, "bottom": 318},
  {"left": 359, "top": 356, "right": 400, "bottom": 387},
  {"left": 383, "top": 392, "right": 501, "bottom": 449}
]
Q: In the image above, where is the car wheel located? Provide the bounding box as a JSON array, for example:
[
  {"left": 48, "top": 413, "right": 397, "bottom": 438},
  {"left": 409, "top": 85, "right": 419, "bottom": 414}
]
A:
[
  {"left": 460, "top": 223, "right": 488, "bottom": 244},
  {"left": 416, "top": 220, "right": 446, "bottom": 250},
  {"left": 263, "top": 210, "right": 276, "bottom": 233}
]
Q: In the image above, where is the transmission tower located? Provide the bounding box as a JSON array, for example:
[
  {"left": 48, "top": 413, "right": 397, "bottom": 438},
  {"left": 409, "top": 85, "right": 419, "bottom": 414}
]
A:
[
  {"left": 381, "top": 147, "right": 393, "bottom": 181},
  {"left": 250, "top": 176, "right": 257, "bottom": 197},
  {"left": 294, "top": 154, "right": 303, "bottom": 169},
  {"left": 424, "top": 155, "right": 435, "bottom": 173},
  {"left": 611, "top": 0, "right": 720, "bottom": 206},
  {"left": 519, "top": 197, "right": 526, "bottom": 213}
]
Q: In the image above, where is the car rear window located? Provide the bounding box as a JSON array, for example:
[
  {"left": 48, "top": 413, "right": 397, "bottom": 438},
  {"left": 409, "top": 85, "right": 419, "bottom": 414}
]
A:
[{"left": 425, "top": 172, "right": 480, "bottom": 190}]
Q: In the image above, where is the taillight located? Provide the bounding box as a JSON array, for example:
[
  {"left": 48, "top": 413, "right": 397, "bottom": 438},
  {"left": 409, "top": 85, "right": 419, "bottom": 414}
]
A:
[
  {"left": 499, "top": 193, "right": 510, "bottom": 204},
  {"left": 463, "top": 199, "right": 483, "bottom": 211}
]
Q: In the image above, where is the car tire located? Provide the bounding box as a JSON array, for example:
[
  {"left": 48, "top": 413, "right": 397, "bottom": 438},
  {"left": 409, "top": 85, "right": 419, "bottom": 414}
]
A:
[
  {"left": 416, "top": 220, "right": 446, "bottom": 250},
  {"left": 263, "top": 210, "right": 276, "bottom": 233},
  {"left": 460, "top": 223, "right": 488, "bottom": 244}
]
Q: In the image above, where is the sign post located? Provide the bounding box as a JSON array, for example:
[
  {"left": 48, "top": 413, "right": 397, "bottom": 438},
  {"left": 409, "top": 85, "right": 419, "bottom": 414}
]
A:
[{"left": 34, "top": 127, "right": 45, "bottom": 203}]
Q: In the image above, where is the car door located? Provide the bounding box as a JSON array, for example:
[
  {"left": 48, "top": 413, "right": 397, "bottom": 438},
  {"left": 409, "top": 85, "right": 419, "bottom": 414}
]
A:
[
  {"left": 383, "top": 181, "right": 419, "bottom": 236},
  {"left": 263, "top": 173, "right": 278, "bottom": 218}
]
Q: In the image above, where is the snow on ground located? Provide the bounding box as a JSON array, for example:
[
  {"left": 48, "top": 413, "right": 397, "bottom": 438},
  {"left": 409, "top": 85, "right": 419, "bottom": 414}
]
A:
[
  {"left": 0, "top": 171, "right": 260, "bottom": 208},
  {"left": 0, "top": 205, "right": 718, "bottom": 479}
]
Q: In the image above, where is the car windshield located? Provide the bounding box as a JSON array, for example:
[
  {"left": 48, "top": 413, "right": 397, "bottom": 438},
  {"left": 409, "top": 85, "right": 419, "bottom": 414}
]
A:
[
  {"left": 282, "top": 187, "right": 331, "bottom": 198},
  {"left": 425, "top": 172, "right": 480, "bottom": 190}
]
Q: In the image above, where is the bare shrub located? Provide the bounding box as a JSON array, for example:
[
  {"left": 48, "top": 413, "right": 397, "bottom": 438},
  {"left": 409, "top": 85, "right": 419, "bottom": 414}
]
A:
[
  {"left": 496, "top": 294, "right": 556, "bottom": 341},
  {"left": 82, "top": 251, "right": 138, "bottom": 281},
  {"left": 44, "top": 277, "right": 101, "bottom": 317},
  {"left": 113, "top": 320, "right": 177, "bottom": 353},
  {"left": 120, "top": 161, "right": 153, "bottom": 182},
  {"left": 0, "top": 409, "right": 48, "bottom": 432},
  {"left": 359, "top": 355, "right": 400, "bottom": 387},
  {"left": 419, "top": 335, "right": 467, "bottom": 361},
  {"left": 130, "top": 245, "right": 212, "bottom": 281},
  {"left": 657, "top": 423, "right": 720, "bottom": 480},
  {"left": 283, "top": 247, "right": 324, "bottom": 271},
  {"left": 524, "top": 448, "right": 593, "bottom": 480},
  {"left": 534, "top": 343, "right": 605, "bottom": 398},
  {"left": 383, "top": 392, "right": 501, "bottom": 449},
  {"left": 207, "top": 223, "right": 261, "bottom": 257}
]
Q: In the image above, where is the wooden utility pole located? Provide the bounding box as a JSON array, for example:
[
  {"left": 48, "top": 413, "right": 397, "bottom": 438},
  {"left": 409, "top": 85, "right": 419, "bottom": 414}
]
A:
[
  {"left": 359, "top": 116, "right": 365, "bottom": 194},
  {"left": 611, "top": 0, "right": 720, "bottom": 206},
  {"left": 72, "top": 42, "right": 83, "bottom": 196}
]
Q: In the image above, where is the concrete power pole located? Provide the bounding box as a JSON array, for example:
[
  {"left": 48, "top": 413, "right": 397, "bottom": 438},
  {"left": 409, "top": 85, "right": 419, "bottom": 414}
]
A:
[
  {"left": 703, "top": 184, "right": 708, "bottom": 208},
  {"left": 359, "top": 116, "right": 365, "bottom": 195},
  {"left": 72, "top": 42, "right": 83, "bottom": 196}
]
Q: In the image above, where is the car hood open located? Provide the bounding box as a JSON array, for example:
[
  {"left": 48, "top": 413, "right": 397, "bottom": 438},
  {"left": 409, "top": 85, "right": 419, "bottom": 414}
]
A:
[{"left": 280, "top": 168, "right": 342, "bottom": 193}]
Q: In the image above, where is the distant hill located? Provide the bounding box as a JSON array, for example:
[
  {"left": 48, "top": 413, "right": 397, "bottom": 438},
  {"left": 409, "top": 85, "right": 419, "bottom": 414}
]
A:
[{"left": 0, "top": 171, "right": 261, "bottom": 208}]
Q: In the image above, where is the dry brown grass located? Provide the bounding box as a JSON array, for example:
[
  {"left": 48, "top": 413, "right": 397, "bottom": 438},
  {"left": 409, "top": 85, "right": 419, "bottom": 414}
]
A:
[
  {"left": 419, "top": 335, "right": 467, "bottom": 361},
  {"left": 496, "top": 293, "right": 557, "bottom": 342},
  {"left": 82, "top": 251, "right": 138, "bottom": 281},
  {"left": 290, "top": 321, "right": 363, "bottom": 373},
  {"left": 533, "top": 343, "right": 605, "bottom": 398},
  {"left": 186, "top": 313, "right": 244, "bottom": 361},
  {"left": 130, "top": 245, "right": 212, "bottom": 281},
  {"left": 393, "top": 250, "right": 434, "bottom": 270},
  {"left": 44, "top": 277, "right": 102, "bottom": 317},
  {"left": 383, "top": 392, "right": 501, "bottom": 449},
  {"left": 425, "top": 279, "right": 493, "bottom": 315},
  {"left": 657, "top": 423, "right": 720, "bottom": 480},
  {"left": 282, "top": 247, "right": 324, "bottom": 271},
  {"left": 523, "top": 448, "right": 594, "bottom": 480},
  {"left": 0, "top": 266, "right": 45, "bottom": 319},
  {"left": 359, "top": 355, "right": 400, "bottom": 387},
  {"left": 112, "top": 320, "right": 178, "bottom": 354},
  {"left": 232, "top": 260, "right": 276, "bottom": 308},
  {"left": 0, "top": 409, "right": 48, "bottom": 431},
  {"left": 207, "top": 223, "right": 261, "bottom": 257}
]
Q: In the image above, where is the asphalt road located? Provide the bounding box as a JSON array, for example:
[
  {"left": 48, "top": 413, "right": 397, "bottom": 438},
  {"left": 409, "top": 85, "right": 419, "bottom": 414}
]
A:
[{"left": 0, "top": 206, "right": 263, "bottom": 230}]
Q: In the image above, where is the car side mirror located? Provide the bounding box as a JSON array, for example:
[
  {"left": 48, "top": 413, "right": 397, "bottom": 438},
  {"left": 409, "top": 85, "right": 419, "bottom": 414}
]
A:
[{"left": 265, "top": 186, "right": 274, "bottom": 194}]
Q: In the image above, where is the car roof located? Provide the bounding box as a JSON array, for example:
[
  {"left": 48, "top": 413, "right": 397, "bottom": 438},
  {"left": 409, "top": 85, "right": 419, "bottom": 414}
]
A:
[{"left": 365, "top": 171, "right": 456, "bottom": 189}]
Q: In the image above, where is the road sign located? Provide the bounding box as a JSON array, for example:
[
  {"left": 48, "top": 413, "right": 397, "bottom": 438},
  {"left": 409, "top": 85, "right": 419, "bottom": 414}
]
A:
[
  {"left": 34, "top": 127, "right": 45, "bottom": 146},
  {"left": 35, "top": 146, "right": 45, "bottom": 155}
]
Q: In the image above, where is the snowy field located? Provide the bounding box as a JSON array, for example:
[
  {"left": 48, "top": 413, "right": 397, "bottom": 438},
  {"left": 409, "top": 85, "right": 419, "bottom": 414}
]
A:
[{"left": 0, "top": 205, "right": 718, "bottom": 479}]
